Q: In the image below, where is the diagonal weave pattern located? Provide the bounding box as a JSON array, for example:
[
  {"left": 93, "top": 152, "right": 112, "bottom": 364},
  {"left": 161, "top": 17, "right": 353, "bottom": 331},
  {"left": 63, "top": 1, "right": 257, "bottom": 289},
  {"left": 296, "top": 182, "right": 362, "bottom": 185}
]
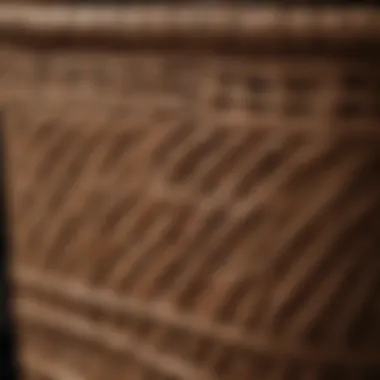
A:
[{"left": 1, "top": 6, "right": 380, "bottom": 380}]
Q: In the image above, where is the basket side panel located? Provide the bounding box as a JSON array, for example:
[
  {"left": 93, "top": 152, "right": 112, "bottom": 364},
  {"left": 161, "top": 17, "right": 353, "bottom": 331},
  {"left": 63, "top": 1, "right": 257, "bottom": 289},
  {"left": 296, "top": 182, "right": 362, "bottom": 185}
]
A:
[{"left": 4, "top": 48, "right": 380, "bottom": 379}]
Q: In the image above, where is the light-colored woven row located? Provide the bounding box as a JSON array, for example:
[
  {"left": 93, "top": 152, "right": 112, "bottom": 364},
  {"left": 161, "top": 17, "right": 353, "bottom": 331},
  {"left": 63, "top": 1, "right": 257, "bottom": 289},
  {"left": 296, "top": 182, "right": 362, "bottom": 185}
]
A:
[
  {"left": 1, "top": 4, "right": 380, "bottom": 380},
  {"left": 0, "top": 5, "right": 379, "bottom": 48}
]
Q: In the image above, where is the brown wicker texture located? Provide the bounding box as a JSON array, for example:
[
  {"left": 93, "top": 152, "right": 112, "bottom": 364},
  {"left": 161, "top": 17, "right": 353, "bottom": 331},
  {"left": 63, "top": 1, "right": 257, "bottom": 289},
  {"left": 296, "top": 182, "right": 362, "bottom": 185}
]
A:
[{"left": 1, "top": 4, "right": 380, "bottom": 380}]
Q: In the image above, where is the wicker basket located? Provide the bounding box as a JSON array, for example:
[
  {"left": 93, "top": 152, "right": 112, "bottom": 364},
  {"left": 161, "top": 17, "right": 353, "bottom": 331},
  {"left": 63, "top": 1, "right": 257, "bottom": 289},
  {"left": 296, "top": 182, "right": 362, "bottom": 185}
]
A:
[{"left": 1, "top": 4, "right": 380, "bottom": 380}]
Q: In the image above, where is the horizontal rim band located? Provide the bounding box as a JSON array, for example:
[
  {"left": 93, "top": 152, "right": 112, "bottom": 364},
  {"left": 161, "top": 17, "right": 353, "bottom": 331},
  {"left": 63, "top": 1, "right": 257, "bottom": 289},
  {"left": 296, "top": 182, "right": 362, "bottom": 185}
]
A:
[{"left": 0, "top": 5, "right": 379, "bottom": 52}]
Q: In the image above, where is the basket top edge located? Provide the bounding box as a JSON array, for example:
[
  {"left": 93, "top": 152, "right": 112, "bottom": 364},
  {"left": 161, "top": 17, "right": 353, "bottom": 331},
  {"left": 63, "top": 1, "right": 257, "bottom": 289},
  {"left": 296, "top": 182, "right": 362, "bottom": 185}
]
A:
[{"left": 0, "top": 4, "right": 379, "bottom": 50}]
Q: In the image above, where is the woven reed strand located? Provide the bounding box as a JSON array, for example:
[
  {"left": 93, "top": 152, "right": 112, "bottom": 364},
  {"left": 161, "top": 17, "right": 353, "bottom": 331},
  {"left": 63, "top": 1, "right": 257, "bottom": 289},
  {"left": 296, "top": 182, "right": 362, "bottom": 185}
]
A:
[{"left": 2, "top": 4, "right": 380, "bottom": 380}]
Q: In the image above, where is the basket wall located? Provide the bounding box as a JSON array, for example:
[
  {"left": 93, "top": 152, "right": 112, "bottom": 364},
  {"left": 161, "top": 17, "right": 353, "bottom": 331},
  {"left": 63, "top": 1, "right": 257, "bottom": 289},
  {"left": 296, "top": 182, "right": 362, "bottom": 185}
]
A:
[{"left": 1, "top": 11, "right": 380, "bottom": 380}]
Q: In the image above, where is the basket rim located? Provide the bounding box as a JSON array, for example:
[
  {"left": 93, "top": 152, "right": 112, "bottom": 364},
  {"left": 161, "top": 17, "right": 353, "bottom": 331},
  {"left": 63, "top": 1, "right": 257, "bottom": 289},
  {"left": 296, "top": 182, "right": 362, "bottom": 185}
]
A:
[{"left": 0, "top": 4, "right": 379, "bottom": 52}]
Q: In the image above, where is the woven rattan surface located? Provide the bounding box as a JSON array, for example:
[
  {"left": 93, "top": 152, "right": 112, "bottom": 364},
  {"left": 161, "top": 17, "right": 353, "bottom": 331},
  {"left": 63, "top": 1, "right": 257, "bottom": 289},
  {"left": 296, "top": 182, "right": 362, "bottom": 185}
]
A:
[
  {"left": 1, "top": 1, "right": 380, "bottom": 5},
  {"left": 1, "top": 4, "right": 380, "bottom": 380}
]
